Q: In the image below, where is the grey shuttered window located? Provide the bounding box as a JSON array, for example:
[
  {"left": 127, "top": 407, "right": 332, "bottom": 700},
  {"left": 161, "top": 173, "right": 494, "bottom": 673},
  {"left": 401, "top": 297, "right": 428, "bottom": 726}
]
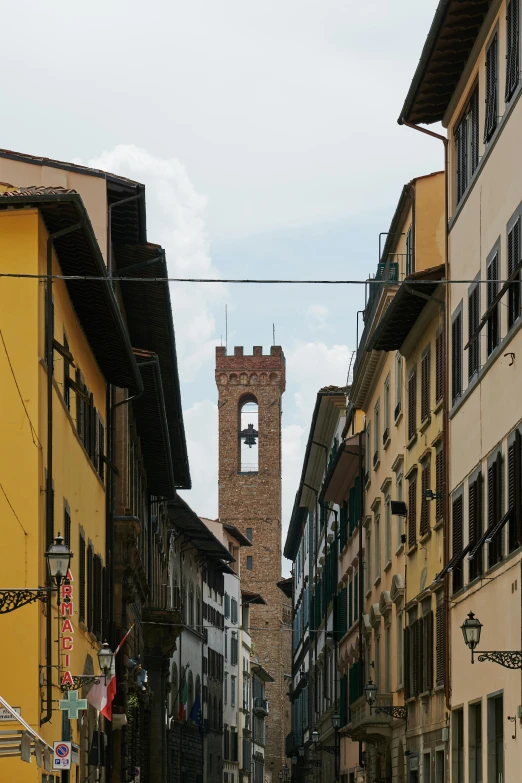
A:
[
  {"left": 455, "top": 89, "right": 479, "bottom": 204},
  {"left": 508, "top": 217, "right": 521, "bottom": 329},
  {"left": 420, "top": 461, "right": 431, "bottom": 537},
  {"left": 435, "top": 604, "right": 445, "bottom": 686},
  {"left": 487, "top": 253, "right": 500, "bottom": 355},
  {"left": 421, "top": 350, "right": 430, "bottom": 423},
  {"left": 506, "top": 0, "right": 520, "bottom": 102},
  {"left": 408, "top": 369, "right": 417, "bottom": 441},
  {"left": 484, "top": 34, "right": 498, "bottom": 143},
  {"left": 79, "top": 531, "right": 86, "bottom": 624},
  {"left": 452, "top": 312, "right": 463, "bottom": 404},
  {"left": 508, "top": 430, "right": 522, "bottom": 552},
  {"left": 468, "top": 285, "right": 480, "bottom": 379},
  {"left": 435, "top": 329, "right": 443, "bottom": 403},
  {"left": 452, "top": 495, "right": 464, "bottom": 593},
  {"left": 468, "top": 473, "right": 484, "bottom": 581},
  {"left": 488, "top": 453, "right": 503, "bottom": 567},
  {"left": 408, "top": 473, "right": 417, "bottom": 549}
]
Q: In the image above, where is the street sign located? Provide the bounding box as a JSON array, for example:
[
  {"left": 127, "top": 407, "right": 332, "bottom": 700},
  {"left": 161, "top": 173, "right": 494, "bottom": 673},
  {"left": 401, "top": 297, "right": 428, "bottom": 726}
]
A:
[
  {"left": 0, "top": 706, "right": 20, "bottom": 721},
  {"left": 134, "top": 767, "right": 141, "bottom": 782},
  {"left": 53, "top": 741, "right": 72, "bottom": 770}
]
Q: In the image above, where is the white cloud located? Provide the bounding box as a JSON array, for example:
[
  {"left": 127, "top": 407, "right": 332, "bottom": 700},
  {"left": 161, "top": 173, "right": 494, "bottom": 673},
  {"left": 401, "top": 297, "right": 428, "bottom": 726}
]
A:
[
  {"left": 306, "top": 304, "right": 330, "bottom": 332},
  {"left": 87, "top": 145, "right": 225, "bottom": 382},
  {"left": 178, "top": 399, "right": 219, "bottom": 519},
  {"left": 285, "top": 341, "right": 352, "bottom": 419}
]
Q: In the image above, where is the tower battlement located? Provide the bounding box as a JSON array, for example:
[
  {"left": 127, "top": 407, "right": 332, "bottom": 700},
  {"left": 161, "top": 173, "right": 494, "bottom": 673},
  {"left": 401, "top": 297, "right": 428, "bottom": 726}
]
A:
[{"left": 215, "top": 345, "right": 286, "bottom": 392}]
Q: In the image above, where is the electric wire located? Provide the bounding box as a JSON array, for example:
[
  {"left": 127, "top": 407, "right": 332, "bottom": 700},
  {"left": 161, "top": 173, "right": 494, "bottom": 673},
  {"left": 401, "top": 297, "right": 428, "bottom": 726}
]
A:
[
  {"left": 0, "top": 480, "right": 27, "bottom": 535},
  {"left": 0, "top": 328, "right": 41, "bottom": 448}
]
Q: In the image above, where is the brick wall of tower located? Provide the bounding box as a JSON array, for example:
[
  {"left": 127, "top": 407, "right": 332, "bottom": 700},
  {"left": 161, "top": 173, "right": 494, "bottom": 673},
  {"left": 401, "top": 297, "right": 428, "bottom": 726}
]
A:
[{"left": 216, "top": 346, "right": 290, "bottom": 778}]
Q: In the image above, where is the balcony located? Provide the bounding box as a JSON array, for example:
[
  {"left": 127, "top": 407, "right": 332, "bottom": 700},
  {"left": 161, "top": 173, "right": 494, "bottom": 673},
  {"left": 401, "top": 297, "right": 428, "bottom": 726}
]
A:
[
  {"left": 285, "top": 730, "right": 301, "bottom": 758},
  {"left": 253, "top": 697, "right": 269, "bottom": 716},
  {"left": 349, "top": 693, "right": 395, "bottom": 740}
]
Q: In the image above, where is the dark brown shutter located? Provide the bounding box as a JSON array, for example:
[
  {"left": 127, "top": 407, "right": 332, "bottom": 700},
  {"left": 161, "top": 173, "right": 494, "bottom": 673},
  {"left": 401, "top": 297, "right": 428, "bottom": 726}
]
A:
[
  {"left": 506, "top": 1, "right": 520, "bottom": 102},
  {"left": 408, "top": 474, "right": 417, "bottom": 548},
  {"left": 470, "top": 89, "right": 479, "bottom": 173},
  {"left": 456, "top": 115, "right": 468, "bottom": 204},
  {"left": 452, "top": 495, "right": 464, "bottom": 593},
  {"left": 508, "top": 430, "right": 522, "bottom": 552},
  {"left": 508, "top": 218, "right": 521, "bottom": 328},
  {"left": 426, "top": 611, "right": 434, "bottom": 691},
  {"left": 468, "top": 286, "right": 480, "bottom": 380},
  {"left": 488, "top": 452, "right": 504, "bottom": 566},
  {"left": 484, "top": 34, "right": 498, "bottom": 143},
  {"left": 487, "top": 255, "right": 499, "bottom": 355},
  {"left": 435, "top": 330, "right": 443, "bottom": 403},
  {"left": 436, "top": 449, "right": 444, "bottom": 522},
  {"left": 421, "top": 351, "right": 430, "bottom": 422},
  {"left": 93, "top": 554, "right": 102, "bottom": 639},
  {"left": 404, "top": 626, "right": 411, "bottom": 700},
  {"left": 79, "top": 532, "right": 86, "bottom": 623},
  {"left": 452, "top": 313, "right": 462, "bottom": 404},
  {"left": 63, "top": 504, "right": 71, "bottom": 549},
  {"left": 420, "top": 461, "right": 430, "bottom": 537},
  {"left": 435, "top": 604, "right": 445, "bottom": 686},
  {"left": 408, "top": 370, "right": 417, "bottom": 440},
  {"left": 87, "top": 543, "right": 94, "bottom": 632}
]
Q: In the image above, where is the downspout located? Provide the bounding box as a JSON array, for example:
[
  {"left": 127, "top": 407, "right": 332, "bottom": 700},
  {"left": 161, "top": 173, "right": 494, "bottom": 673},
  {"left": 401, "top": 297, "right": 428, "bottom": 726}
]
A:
[
  {"left": 42, "top": 222, "right": 82, "bottom": 727},
  {"left": 400, "top": 119, "right": 451, "bottom": 711},
  {"left": 357, "top": 430, "right": 364, "bottom": 771}
]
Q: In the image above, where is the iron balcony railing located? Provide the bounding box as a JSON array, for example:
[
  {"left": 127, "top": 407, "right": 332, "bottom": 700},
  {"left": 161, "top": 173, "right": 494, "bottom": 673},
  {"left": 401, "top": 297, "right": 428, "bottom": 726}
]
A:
[{"left": 253, "top": 697, "right": 269, "bottom": 715}]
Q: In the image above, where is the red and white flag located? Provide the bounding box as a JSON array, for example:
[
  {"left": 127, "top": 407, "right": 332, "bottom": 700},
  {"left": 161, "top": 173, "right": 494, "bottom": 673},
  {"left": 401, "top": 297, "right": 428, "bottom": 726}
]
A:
[{"left": 87, "top": 626, "right": 134, "bottom": 721}]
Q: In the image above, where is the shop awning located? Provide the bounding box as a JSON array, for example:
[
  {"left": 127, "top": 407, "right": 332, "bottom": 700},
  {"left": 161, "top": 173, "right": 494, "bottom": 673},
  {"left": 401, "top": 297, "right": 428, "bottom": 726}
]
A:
[{"left": 320, "top": 434, "right": 364, "bottom": 505}]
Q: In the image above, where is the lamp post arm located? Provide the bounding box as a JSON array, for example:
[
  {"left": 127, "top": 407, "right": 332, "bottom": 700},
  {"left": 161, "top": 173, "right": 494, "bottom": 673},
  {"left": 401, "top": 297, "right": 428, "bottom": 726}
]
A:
[
  {"left": 0, "top": 588, "right": 55, "bottom": 614},
  {"left": 474, "top": 650, "right": 522, "bottom": 669}
]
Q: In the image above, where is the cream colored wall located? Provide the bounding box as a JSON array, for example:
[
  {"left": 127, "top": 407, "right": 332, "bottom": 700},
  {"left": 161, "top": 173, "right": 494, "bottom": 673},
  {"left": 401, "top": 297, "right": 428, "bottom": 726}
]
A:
[
  {"left": 0, "top": 158, "right": 109, "bottom": 262},
  {"left": 415, "top": 173, "right": 445, "bottom": 271}
]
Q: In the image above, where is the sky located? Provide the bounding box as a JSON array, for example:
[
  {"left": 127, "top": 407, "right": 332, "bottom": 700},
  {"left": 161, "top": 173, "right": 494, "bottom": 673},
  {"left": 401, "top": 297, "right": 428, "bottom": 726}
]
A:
[{"left": 2, "top": 0, "right": 442, "bottom": 574}]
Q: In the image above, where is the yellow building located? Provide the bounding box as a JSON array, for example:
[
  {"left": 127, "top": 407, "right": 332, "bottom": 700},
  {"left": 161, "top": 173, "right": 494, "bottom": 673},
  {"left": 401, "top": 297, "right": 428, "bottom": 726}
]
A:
[
  {"left": 0, "top": 187, "right": 141, "bottom": 780},
  {"left": 346, "top": 171, "right": 445, "bottom": 782},
  {"left": 401, "top": 2, "right": 522, "bottom": 781}
]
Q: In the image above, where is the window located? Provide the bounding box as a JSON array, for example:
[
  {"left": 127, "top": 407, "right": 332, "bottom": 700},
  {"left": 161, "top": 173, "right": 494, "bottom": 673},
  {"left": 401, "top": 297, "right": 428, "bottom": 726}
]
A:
[
  {"left": 373, "top": 400, "right": 380, "bottom": 467},
  {"left": 487, "top": 694, "right": 504, "bottom": 783},
  {"left": 231, "top": 676, "right": 236, "bottom": 707},
  {"left": 365, "top": 421, "right": 371, "bottom": 483},
  {"left": 487, "top": 253, "right": 500, "bottom": 355},
  {"left": 469, "top": 702, "right": 483, "bottom": 783},
  {"left": 420, "top": 459, "right": 431, "bottom": 537},
  {"left": 383, "top": 375, "right": 390, "bottom": 444},
  {"left": 224, "top": 672, "right": 228, "bottom": 705},
  {"left": 397, "top": 612, "right": 403, "bottom": 687},
  {"left": 435, "top": 448, "right": 444, "bottom": 523},
  {"left": 455, "top": 89, "right": 479, "bottom": 204},
  {"left": 406, "top": 225, "right": 413, "bottom": 275},
  {"left": 374, "top": 632, "right": 381, "bottom": 689},
  {"left": 408, "top": 368, "right": 417, "bottom": 441},
  {"left": 506, "top": 0, "right": 520, "bottom": 102},
  {"left": 488, "top": 452, "right": 504, "bottom": 567},
  {"left": 231, "top": 597, "right": 238, "bottom": 624},
  {"left": 239, "top": 396, "right": 259, "bottom": 473},
  {"left": 63, "top": 331, "right": 70, "bottom": 410},
  {"left": 246, "top": 556, "right": 252, "bottom": 570},
  {"left": 396, "top": 470, "right": 404, "bottom": 549},
  {"left": 421, "top": 348, "right": 431, "bottom": 422},
  {"left": 353, "top": 570, "right": 359, "bottom": 622},
  {"left": 395, "top": 353, "right": 402, "bottom": 420},
  {"left": 79, "top": 529, "right": 86, "bottom": 624},
  {"left": 384, "top": 493, "right": 391, "bottom": 564},
  {"left": 384, "top": 623, "right": 391, "bottom": 693},
  {"left": 366, "top": 524, "right": 372, "bottom": 587},
  {"left": 436, "top": 603, "right": 445, "bottom": 687},
  {"left": 435, "top": 750, "right": 445, "bottom": 783},
  {"left": 452, "top": 495, "right": 464, "bottom": 593},
  {"left": 423, "top": 753, "right": 431, "bottom": 783},
  {"left": 508, "top": 216, "right": 521, "bottom": 328},
  {"left": 422, "top": 606, "right": 434, "bottom": 692},
  {"left": 452, "top": 312, "right": 462, "bottom": 403},
  {"left": 63, "top": 501, "right": 71, "bottom": 549},
  {"left": 231, "top": 635, "right": 239, "bottom": 665},
  {"left": 469, "top": 472, "right": 484, "bottom": 580},
  {"left": 189, "top": 582, "right": 195, "bottom": 627},
  {"left": 508, "top": 430, "right": 522, "bottom": 552},
  {"left": 246, "top": 527, "right": 252, "bottom": 541},
  {"left": 452, "top": 708, "right": 464, "bottom": 783},
  {"left": 374, "top": 509, "right": 381, "bottom": 581},
  {"left": 468, "top": 284, "right": 480, "bottom": 379},
  {"left": 484, "top": 34, "right": 498, "bottom": 143},
  {"left": 408, "top": 472, "right": 417, "bottom": 548},
  {"left": 435, "top": 329, "right": 443, "bottom": 403}
]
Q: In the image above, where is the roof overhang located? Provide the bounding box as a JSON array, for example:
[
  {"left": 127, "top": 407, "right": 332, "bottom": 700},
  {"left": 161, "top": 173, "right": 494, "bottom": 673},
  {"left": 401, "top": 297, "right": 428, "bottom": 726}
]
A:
[
  {"left": 0, "top": 190, "right": 142, "bottom": 392},
  {"left": 224, "top": 524, "right": 253, "bottom": 547},
  {"left": 168, "top": 495, "right": 234, "bottom": 563},
  {"left": 276, "top": 577, "right": 293, "bottom": 600},
  {"left": 241, "top": 590, "right": 267, "bottom": 605},
  {"left": 319, "top": 434, "right": 364, "bottom": 505},
  {"left": 251, "top": 662, "right": 275, "bottom": 683},
  {"left": 114, "top": 243, "right": 190, "bottom": 489},
  {"left": 366, "top": 266, "right": 445, "bottom": 352},
  {"left": 399, "top": 0, "right": 493, "bottom": 125}
]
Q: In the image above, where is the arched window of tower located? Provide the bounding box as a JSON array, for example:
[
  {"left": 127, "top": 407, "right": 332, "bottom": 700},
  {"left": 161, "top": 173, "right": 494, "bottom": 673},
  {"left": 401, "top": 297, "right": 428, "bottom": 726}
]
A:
[{"left": 239, "top": 395, "right": 259, "bottom": 473}]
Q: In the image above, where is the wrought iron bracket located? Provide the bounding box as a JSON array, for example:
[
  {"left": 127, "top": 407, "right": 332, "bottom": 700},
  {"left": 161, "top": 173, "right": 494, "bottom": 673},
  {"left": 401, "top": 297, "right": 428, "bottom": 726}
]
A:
[
  {"left": 61, "top": 675, "right": 100, "bottom": 691},
  {"left": 474, "top": 650, "right": 522, "bottom": 669},
  {"left": 0, "top": 588, "right": 53, "bottom": 614},
  {"left": 318, "top": 745, "right": 339, "bottom": 755},
  {"left": 374, "top": 705, "right": 408, "bottom": 720},
  {"left": 308, "top": 759, "right": 322, "bottom": 768}
]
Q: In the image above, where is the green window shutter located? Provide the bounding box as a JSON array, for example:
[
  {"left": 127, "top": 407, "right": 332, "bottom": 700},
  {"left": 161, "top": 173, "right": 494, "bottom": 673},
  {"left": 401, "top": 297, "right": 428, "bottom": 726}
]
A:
[
  {"left": 353, "top": 575, "right": 359, "bottom": 622},
  {"left": 348, "top": 580, "right": 353, "bottom": 629}
]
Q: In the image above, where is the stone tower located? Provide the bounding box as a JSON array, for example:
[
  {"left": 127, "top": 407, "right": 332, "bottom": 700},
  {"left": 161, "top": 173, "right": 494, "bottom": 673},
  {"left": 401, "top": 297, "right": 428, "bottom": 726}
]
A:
[{"left": 216, "top": 345, "right": 290, "bottom": 780}]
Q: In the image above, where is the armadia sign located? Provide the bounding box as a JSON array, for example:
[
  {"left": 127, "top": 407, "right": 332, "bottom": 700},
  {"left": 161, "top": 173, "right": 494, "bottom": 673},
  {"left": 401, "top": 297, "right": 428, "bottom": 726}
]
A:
[{"left": 59, "top": 569, "right": 76, "bottom": 688}]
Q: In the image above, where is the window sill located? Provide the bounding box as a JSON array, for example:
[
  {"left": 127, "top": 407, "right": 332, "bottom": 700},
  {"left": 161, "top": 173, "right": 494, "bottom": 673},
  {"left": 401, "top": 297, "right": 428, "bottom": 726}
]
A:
[
  {"left": 419, "top": 416, "right": 431, "bottom": 434},
  {"left": 394, "top": 405, "right": 403, "bottom": 426},
  {"left": 365, "top": 589, "right": 373, "bottom": 600},
  {"left": 406, "top": 434, "right": 417, "bottom": 450},
  {"left": 433, "top": 518, "right": 444, "bottom": 532},
  {"left": 395, "top": 543, "right": 404, "bottom": 556},
  {"left": 419, "top": 531, "right": 431, "bottom": 544},
  {"left": 433, "top": 399, "right": 443, "bottom": 415},
  {"left": 384, "top": 560, "right": 392, "bottom": 573},
  {"left": 383, "top": 433, "right": 391, "bottom": 451},
  {"left": 373, "top": 575, "right": 381, "bottom": 587},
  {"left": 373, "top": 456, "right": 380, "bottom": 471},
  {"left": 407, "top": 544, "right": 418, "bottom": 556}
]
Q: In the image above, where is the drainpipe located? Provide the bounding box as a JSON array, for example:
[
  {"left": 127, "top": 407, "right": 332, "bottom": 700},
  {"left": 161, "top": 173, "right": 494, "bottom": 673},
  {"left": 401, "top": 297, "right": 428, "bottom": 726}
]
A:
[
  {"left": 41, "top": 222, "right": 82, "bottom": 728},
  {"left": 400, "top": 119, "right": 451, "bottom": 711}
]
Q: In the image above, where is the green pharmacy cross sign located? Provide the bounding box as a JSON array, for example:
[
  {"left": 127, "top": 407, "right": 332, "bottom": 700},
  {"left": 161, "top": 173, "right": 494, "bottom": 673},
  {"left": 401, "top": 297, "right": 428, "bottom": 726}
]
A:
[{"left": 59, "top": 690, "right": 88, "bottom": 719}]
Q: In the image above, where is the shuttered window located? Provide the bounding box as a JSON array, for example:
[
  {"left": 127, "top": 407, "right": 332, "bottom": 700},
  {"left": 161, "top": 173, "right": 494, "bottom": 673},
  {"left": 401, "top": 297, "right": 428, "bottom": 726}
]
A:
[
  {"left": 488, "top": 453, "right": 503, "bottom": 567},
  {"left": 353, "top": 572, "right": 359, "bottom": 622},
  {"left": 408, "top": 369, "right": 417, "bottom": 441},
  {"left": 484, "top": 34, "right": 498, "bottom": 143},
  {"left": 87, "top": 543, "right": 94, "bottom": 632},
  {"left": 348, "top": 581, "right": 353, "bottom": 630},
  {"left": 63, "top": 502, "right": 71, "bottom": 549},
  {"left": 455, "top": 89, "right": 479, "bottom": 204},
  {"left": 412, "top": 617, "right": 424, "bottom": 696},
  {"left": 403, "top": 626, "right": 411, "bottom": 700},
  {"left": 468, "top": 285, "right": 480, "bottom": 379},
  {"left": 506, "top": 0, "right": 520, "bottom": 101},
  {"left": 508, "top": 430, "right": 522, "bottom": 552},
  {"left": 452, "top": 312, "right": 463, "bottom": 404},
  {"left": 508, "top": 217, "right": 521, "bottom": 329},
  {"left": 435, "top": 604, "right": 446, "bottom": 686},
  {"left": 408, "top": 473, "right": 417, "bottom": 549},
  {"left": 425, "top": 610, "right": 434, "bottom": 692},
  {"left": 468, "top": 473, "right": 484, "bottom": 581},
  {"left": 452, "top": 495, "right": 464, "bottom": 593},
  {"left": 487, "top": 254, "right": 500, "bottom": 355},
  {"left": 435, "top": 330, "right": 443, "bottom": 403},
  {"left": 93, "top": 554, "right": 102, "bottom": 640},
  {"left": 421, "top": 349, "right": 430, "bottom": 422},
  {"left": 436, "top": 448, "right": 444, "bottom": 523},
  {"left": 79, "top": 530, "right": 86, "bottom": 623},
  {"left": 420, "top": 460, "right": 431, "bottom": 537},
  {"left": 63, "top": 331, "right": 71, "bottom": 410}
]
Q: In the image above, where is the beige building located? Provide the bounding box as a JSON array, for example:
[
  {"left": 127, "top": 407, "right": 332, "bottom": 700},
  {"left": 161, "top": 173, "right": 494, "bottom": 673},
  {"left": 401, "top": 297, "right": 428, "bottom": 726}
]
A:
[{"left": 401, "top": 1, "right": 522, "bottom": 782}]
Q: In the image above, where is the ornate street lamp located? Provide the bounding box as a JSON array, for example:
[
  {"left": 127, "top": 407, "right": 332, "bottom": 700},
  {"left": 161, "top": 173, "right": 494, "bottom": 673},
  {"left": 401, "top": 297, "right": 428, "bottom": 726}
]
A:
[
  {"left": 364, "top": 678, "right": 407, "bottom": 719},
  {"left": 298, "top": 745, "right": 305, "bottom": 757},
  {"left": 331, "top": 712, "right": 341, "bottom": 730},
  {"left": 62, "top": 640, "right": 115, "bottom": 691},
  {"left": 461, "top": 611, "right": 522, "bottom": 669},
  {"left": 291, "top": 755, "right": 297, "bottom": 765},
  {"left": 311, "top": 729, "right": 319, "bottom": 745},
  {"left": 0, "top": 533, "right": 72, "bottom": 614},
  {"left": 364, "top": 679, "right": 378, "bottom": 713},
  {"left": 97, "top": 641, "right": 114, "bottom": 683}
]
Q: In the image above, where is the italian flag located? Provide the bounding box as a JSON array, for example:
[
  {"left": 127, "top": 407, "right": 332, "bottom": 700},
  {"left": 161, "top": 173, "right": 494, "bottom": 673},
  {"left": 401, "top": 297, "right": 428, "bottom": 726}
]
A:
[
  {"left": 87, "top": 626, "right": 133, "bottom": 721},
  {"left": 178, "top": 678, "right": 187, "bottom": 721}
]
